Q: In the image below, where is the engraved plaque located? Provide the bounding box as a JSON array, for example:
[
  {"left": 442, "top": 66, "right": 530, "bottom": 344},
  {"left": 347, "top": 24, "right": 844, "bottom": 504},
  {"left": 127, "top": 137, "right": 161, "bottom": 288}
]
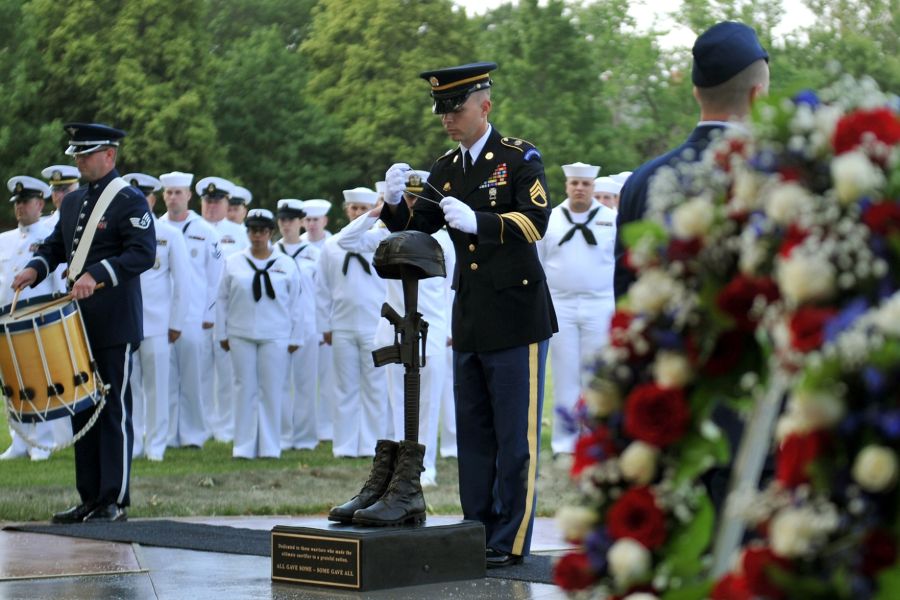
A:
[{"left": 272, "top": 532, "right": 360, "bottom": 588}]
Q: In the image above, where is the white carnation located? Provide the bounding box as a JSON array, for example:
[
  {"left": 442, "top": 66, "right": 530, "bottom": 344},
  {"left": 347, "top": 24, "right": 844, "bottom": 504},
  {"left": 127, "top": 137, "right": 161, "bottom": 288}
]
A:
[
  {"left": 765, "top": 181, "right": 814, "bottom": 225},
  {"left": 556, "top": 505, "right": 597, "bottom": 542},
  {"left": 872, "top": 293, "right": 900, "bottom": 337},
  {"left": 852, "top": 445, "right": 899, "bottom": 493},
  {"left": 776, "top": 253, "right": 836, "bottom": 306},
  {"left": 619, "top": 441, "right": 659, "bottom": 485},
  {"left": 671, "top": 196, "right": 715, "bottom": 239},
  {"left": 607, "top": 538, "right": 651, "bottom": 587},
  {"left": 629, "top": 269, "right": 682, "bottom": 316},
  {"left": 787, "top": 388, "right": 845, "bottom": 431},
  {"left": 584, "top": 380, "right": 622, "bottom": 418},
  {"left": 653, "top": 351, "right": 693, "bottom": 389},
  {"left": 770, "top": 506, "right": 838, "bottom": 558},
  {"left": 831, "top": 150, "right": 885, "bottom": 204},
  {"left": 731, "top": 167, "right": 766, "bottom": 213},
  {"left": 623, "top": 594, "right": 660, "bottom": 600}
]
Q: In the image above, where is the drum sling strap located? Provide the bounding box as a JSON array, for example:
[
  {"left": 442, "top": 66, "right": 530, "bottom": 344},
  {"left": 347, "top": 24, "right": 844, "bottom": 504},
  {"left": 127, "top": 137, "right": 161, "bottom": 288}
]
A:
[{"left": 68, "top": 177, "right": 129, "bottom": 284}]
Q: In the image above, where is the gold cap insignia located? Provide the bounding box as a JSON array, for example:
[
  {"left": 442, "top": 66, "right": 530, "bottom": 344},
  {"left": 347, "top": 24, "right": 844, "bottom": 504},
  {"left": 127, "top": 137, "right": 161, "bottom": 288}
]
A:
[
  {"left": 51, "top": 170, "right": 62, "bottom": 182},
  {"left": 443, "top": 182, "right": 451, "bottom": 192},
  {"left": 14, "top": 182, "right": 23, "bottom": 193},
  {"left": 205, "top": 183, "right": 217, "bottom": 194},
  {"left": 429, "top": 76, "right": 439, "bottom": 86}
]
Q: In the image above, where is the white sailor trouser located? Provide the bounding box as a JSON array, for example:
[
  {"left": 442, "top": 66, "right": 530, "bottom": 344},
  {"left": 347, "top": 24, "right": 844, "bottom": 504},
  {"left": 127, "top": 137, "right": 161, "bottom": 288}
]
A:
[
  {"left": 230, "top": 336, "right": 288, "bottom": 459},
  {"left": 130, "top": 333, "right": 170, "bottom": 459},
  {"left": 330, "top": 329, "right": 386, "bottom": 457},
  {"left": 316, "top": 341, "right": 335, "bottom": 441},
  {"left": 211, "top": 334, "right": 236, "bottom": 442},
  {"left": 549, "top": 293, "right": 615, "bottom": 454},
  {"left": 168, "top": 325, "right": 209, "bottom": 447},
  {"left": 281, "top": 331, "right": 318, "bottom": 450},
  {"left": 438, "top": 343, "right": 457, "bottom": 458}
]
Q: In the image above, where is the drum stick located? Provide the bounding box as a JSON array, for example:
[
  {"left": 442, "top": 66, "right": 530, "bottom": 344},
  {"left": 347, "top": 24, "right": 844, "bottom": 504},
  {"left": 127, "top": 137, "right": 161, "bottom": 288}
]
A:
[
  {"left": 14, "top": 283, "right": 106, "bottom": 319},
  {"left": 9, "top": 288, "right": 21, "bottom": 317}
]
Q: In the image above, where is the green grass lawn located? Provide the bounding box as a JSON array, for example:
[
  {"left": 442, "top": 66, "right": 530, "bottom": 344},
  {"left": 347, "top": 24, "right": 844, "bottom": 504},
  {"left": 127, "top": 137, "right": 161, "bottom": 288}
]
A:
[{"left": 0, "top": 369, "right": 578, "bottom": 522}]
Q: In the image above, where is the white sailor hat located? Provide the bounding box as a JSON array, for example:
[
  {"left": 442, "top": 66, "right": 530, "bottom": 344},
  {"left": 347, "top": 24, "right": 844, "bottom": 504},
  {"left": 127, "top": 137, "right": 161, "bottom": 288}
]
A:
[
  {"left": 123, "top": 172, "right": 162, "bottom": 193},
  {"left": 277, "top": 199, "right": 306, "bottom": 219},
  {"left": 231, "top": 186, "right": 252, "bottom": 206},
  {"left": 406, "top": 170, "right": 430, "bottom": 194},
  {"left": 63, "top": 122, "right": 125, "bottom": 156},
  {"left": 594, "top": 176, "right": 622, "bottom": 195},
  {"left": 196, "top": 176, "right": 235, "bottom": 199},
  {"left": 7, "top": 176, "right": 50, "bottom": 202},
  {"left": 41, "top": 165, "right": 80, "bottom": 187},
  {"left": 611, "top": 171, "right": 632, "bottom": 185},
  {"left": 301, "top": 199, "right": 331, "bottom": 218},
  {"left": 562, "top": 162, "right": 600, "bottom": 179},
  {"left": 342, "top": 187, "right": 378, "bottom": 206},
  {"left": 375, "top": 181, "right": 386, "bottom": 194},
  {"left": 159, "top": 171, "right": 194, "bottom": 189},
  {"left": 245, "top": 208, "right": 276, "bottom": 229}
]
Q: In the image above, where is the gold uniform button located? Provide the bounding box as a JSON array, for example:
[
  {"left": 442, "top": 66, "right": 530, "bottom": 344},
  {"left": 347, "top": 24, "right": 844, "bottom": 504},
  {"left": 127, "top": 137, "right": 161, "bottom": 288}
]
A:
[
  {"left": 490, "top": 201, "right": 497, "bottom": 207},
  {"left": 522, "top": 279, "right": 528, "bottom": 285},
  {"left": 470, "top": 262, "right": 478, "bottom": 271},
  {"left": 468, "top": 244, "right": 475, "bottom": 252}
]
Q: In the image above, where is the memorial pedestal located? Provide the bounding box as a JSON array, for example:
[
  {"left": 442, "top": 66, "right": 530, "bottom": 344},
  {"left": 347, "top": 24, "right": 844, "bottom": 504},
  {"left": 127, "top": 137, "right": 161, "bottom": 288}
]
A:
[{"left": 271, "top": 519, "right": 485, "bottom": 591}]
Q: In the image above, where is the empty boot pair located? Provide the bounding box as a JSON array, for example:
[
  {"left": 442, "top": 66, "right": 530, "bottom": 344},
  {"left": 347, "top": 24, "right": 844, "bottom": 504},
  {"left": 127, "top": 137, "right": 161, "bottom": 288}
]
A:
[{"left": 328, "top": 439, "right": 398, "bottom": 523}]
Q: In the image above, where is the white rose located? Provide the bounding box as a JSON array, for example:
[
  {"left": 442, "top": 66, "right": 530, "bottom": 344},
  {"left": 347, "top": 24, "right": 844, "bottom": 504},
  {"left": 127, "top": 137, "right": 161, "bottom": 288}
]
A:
[
  {"left": 624, "top": 594, "right": 660, "bottom": 600},
  {"left": 629, "top": 269, "right": 681, "bottom": 316},
  {"left": 653, "top": 351, "right": 693, "bottom": 389},
  {"left": 731, "top": 167, "right": 766, "bottom": 213},
  {"left": 873, "top": 292, "right": 900, "bottom": 337},
  {"left": 765, "top": 181, "right": 814, "bottom": 226},
  {"left": 607, "top": 538, "right": 651, "bottom": 587},
  {"left": 584, "top": 380, "right": 622, "bottom": 417},
  {"left": 671, "top": 196, "right": 715, "bottom": 239},
  {"left": 739, "top": 235, "right": 767, "bottom": 276},
  {"left": 787, "top": 388, "right": 845, "bottom": 430},
  {"left": 852, "top": 445, "right": 899, "bottom": 493},
  {"left": 831, "top": 150, "right": 885, "bottom": 204},
  {"left": 776, "top": 253, "right": 836, "bottom": 306},
  {"left": 770, "top": 506, "right": 837, "bottom": 558},
  {"left": 619, "top": 441, "right": 659, "bottom": 485},
  {"left": 556, "top": 506, "right": 598, "bottom": 542}
]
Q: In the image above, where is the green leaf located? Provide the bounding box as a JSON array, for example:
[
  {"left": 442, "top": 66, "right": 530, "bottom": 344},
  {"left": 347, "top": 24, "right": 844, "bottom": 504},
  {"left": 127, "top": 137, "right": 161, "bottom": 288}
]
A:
[
  {"left": 671, "top": 431, "right": 730, "bottom": 487},
  {"left": 875, "top": 564, "right": 900, "bottom": 600},
  {"left": 660, "top": 493, "right": 715, "bottom": 580},
  {"left": 621, "top": 219, "right": 668, "bottom": 249},
  {"left": 661, "top": 580, "right": 714, "bottom": 600}
]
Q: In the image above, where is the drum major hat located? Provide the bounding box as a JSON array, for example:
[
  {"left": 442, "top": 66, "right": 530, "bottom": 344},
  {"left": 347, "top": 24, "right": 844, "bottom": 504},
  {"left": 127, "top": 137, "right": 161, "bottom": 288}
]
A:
[
  {"left": 419, "top": 62, "right": 498, "bottom": 114},
  {"left": 301, "top": 199, "right": 331, "bottom": 218},
  {"left": 123, "top": 172, "right": 162, "bottom": 194},
  {"left": 342, "top": 187, "right": 378, "bottom": 206},
  {"left": 594, "top": 176, "right": 622, "bottom": 195},
  {"left": 196, "top": 176, "right": 235, "bottom": 200},
  {"left": 159, "top": 171, "right": 194, "bottom": 189},
  {"left": 7, "top": 176, "right": 50, "bottom": 202},
  {"left": 692, "top": 21, "right": 768, "bottom": 88},
  {"left": 63, "top": 122, "right": 126, "bottom": 156},
  {"left": 41, "top": 165, "right": 80, "bottom": 188},
  {"left": 231, "top": 186, "right": 252, "bottom": 206},
  {"left": 245, "top": 208, "right": 276, "bottom": 229},
  {"left": 277, "top": 199, "right": 306, "bottom": 219},
  {"left": 562, "top": 162, "right": 600, "bottom": 179}
]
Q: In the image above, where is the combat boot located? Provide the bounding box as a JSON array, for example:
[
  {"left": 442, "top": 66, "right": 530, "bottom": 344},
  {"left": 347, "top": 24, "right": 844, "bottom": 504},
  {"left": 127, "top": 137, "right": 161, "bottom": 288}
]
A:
[
  {"left": 328, "top": 440, "right": 399, "bottom": 523},
  {"left": 352, "top": 440, "right": 426, "bottom": 527}
]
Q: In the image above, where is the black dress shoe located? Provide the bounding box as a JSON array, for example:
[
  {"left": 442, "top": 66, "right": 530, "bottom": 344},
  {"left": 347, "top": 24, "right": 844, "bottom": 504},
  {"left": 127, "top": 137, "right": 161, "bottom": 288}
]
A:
[
  {"left": 51, "top": 503, "right": 96, "bottom": 524},
  {"left": 486, "top": 548, "right": 523, "bottom": 568},
  {"left": 84, "top": 503, "right": 127, "bottom": 522}
]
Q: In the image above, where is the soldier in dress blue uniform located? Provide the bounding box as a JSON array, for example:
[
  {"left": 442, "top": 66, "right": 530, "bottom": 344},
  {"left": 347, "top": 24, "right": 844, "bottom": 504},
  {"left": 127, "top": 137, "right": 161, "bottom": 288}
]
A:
[
  {"left": 614, "top": 21, "right": 769, "bottom": 298},
  {"left": 381, "top": 62, "right": 557, "bottom": 567},
  {"left": 13, "top": 123, "right": 156, "bottom": 523}
]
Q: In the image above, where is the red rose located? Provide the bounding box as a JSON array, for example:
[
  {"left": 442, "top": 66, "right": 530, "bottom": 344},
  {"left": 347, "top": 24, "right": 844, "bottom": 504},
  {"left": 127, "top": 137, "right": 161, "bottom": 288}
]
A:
[
  {"left": 609, "top": 310, "right": 650, "bottom": 361},
  {"left": 778, "top": 223, "right": 809, "bottom": 258},
  {"left": 623, "top": 383, "right": 690, "bottom": 447},
  {"left": 571, "top": 425, "right": 617, "bottom": 478},
  {"left": 711, "top": 573, "right": 753, "bottom": 600},
  {"left": 667, "top": 237, "right": 704, "bottom": 263},
  {"left": 861, "top": 528, "right": 898, "bottom": 577},
  {"left": 607, "top": 487, "right": 668, "bottom": 549},
  {"left": 862, "top": 201, "right": 900, "bottom": 236},
  {"left": 777, "top": 166, "right": 804, "bottom": 182},
  {"left": 788, "top": 307, "right": 838, "bottom": 352},
  {"left": 775, "top": 431, "right": 830, "bottom": 488},
  {"left": 717, "top": 275, "right": 780, "bottom": 332},
  {"left": 742, "top": 546, "right": 791, "bottom": 599},
  {"left": 833, "top": 107, "right": 900, "bottom": 156},
  {"left": 713, "top": 138, "right": 748, "bottom": 172},
  {"left": 693, "top": 329, "right": 747, "bottom": 376},
  {"left": 552, "top": 551, "right": 597, "bottom": 590}
]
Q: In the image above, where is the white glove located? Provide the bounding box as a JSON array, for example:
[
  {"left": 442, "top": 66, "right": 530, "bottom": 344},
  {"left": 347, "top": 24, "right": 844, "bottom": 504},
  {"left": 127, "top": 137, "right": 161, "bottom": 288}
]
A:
[
  {"left": 440, "top": 197, "right": 478, "bottom": 234},
  {"left": 384, "top": 163, "right": 411, "bottom": 205}
]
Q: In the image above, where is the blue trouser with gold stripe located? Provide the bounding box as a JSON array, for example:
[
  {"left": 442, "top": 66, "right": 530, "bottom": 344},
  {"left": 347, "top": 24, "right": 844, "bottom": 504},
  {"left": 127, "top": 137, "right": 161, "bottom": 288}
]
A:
[{"left": 453, "top": 339, "right": 548, "bottom": 557}]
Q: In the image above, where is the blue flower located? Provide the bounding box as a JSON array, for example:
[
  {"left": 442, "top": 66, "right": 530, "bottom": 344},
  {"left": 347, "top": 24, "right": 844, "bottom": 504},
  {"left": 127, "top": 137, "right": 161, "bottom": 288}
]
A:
[
  {"left": 823, "top": 298, "right": 869, "bottom": 343},
  {"left": 585, "top": 528, "right": 612, "bottom": 574},
  {"left": 879, "top": 409, "right": 900, "bottom": 440},
  {"left": 793, "top": 90, "right": 820, "bottom": 108}
]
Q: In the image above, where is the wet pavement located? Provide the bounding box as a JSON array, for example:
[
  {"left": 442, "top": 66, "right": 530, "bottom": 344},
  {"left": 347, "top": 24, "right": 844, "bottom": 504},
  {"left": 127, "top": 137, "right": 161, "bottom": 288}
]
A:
[{"left": 0, "top": 516, "right": 570, "bottom": 599}]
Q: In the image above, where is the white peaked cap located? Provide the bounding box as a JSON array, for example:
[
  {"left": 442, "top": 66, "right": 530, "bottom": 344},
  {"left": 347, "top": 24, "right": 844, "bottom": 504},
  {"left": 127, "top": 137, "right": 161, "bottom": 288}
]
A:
[
  {"left": 159, "top": 171, "right": 194, "bottom": 189},
  {"left": 342, "top": 187, "right": 378, "bottom": 206},
  {"left": 562, "top": 162, "right": 600, "bottom": 179}
]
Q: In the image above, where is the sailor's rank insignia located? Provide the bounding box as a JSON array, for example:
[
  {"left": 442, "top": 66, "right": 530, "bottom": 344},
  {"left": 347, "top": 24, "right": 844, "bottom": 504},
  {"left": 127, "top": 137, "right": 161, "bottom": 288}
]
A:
[
  {"left": 479, "top": 163, "right": 508, "bottom": 189},
  {"left": 529, "top": 179, "right": 547, "bottom": 207}
]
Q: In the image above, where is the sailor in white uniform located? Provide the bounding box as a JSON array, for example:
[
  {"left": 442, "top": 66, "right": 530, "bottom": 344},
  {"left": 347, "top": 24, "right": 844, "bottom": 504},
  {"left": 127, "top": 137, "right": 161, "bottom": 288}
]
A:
[
  {"left": 336, "top": 173, "right": 455, "bottom": 485},
  {"left": 159, "top": 171, "right": 223, "bottom": 448},
  {"left": 301, "top": 198, "right": 336, "bottom": 441},
  {"left": 40, "top": 165, "right": 80, "bottom": 230},
  {"left": 538, "top": 162, "right": 617, "bottom": 455},
  {"left": 123, "top": 173, "right": 189, "bottom": 461},
  {"left": 275, "top": 199, "right": 321, "bottom": 450},
  {"left": 197, "top": 176, "right": 249, "bottom": 443},
  {"left": 217, "top": 209, "right": 302, "bottom": 459},
  {"left": 316, "top": 188, "right": 387, "bottom": 457},
  {"left": 0, "top": 177, "right": 65, "bottom": 461},
  {"left": 593, "top": 176, "right": 622, "bottom": 211},
  {"left": 227, "top": 186, "right": 251, "bottom": 225}
]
